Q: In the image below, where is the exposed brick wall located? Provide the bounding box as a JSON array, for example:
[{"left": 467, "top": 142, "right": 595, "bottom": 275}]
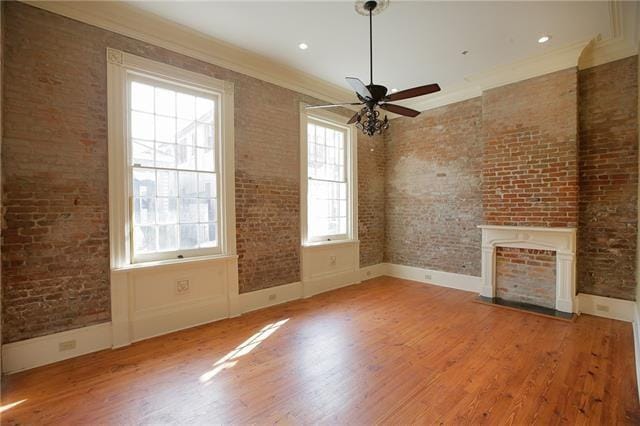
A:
[
  {"left": 0, "top": 3, "right": 374, "bottom": 342},
  {"left": 495, "top": 247, "right": 556, "bottom": 309},
  {"left": 384, "top": 98, "right": 483, "bottom": 276},
  {"left": 577, "top": 56, "right": 638, "bottom": 300},
  {"left": 358, "top": 134, "right": 384, "bottom": 267},
  {"left": 482, "top": 68, "right": 579, "bottom": 228}
]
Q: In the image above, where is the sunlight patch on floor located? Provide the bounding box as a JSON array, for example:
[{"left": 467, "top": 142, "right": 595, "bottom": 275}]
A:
[
  {"left": 199, "top": 319, "right": 289, "bottom": 383},
  {"left": 0, "top": 399, "right": 27, "bottom": 413}
]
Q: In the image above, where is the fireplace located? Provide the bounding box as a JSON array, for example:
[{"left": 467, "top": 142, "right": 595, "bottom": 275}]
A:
[{"left": 478, "top": 225, "right": 576, "bottom": 313}]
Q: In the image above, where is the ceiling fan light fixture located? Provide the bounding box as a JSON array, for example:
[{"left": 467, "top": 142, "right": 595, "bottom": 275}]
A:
[{"left": 355, "top": 108, "right": 389, "bottom": 136}]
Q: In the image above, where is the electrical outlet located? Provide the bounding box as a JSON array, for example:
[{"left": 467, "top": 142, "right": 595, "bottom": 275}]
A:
[
  {"left": 269, "top": 294, "right": 277, "bottom": 301},
  {"left": 176, "top": 279, "right": 190, "bottom": 294},
  {"left": 425, "top": 273, "right": 432, "bottom": 281},
  {"left": 329, "top": 255, "right": 337, "bottom": 266},
  {"left": 596, "top": 304, "right": 610, "bottom": 312},
  {"left": 59, "top": 340, "right": 76, "bottom": 352}
]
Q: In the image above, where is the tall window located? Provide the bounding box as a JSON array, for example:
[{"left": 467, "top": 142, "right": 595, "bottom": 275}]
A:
[
  {"left": 302, "top": 110, "right": 357, "bottom": 244},
  {"left": 128, "top": 76, "right": 221, "bottom": 262},
  {"left": 108, "top": 49, "right": 234, "bottom": 268}
]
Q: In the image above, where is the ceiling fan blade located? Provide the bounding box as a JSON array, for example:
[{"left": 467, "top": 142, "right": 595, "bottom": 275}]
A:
[
  {"left": 386, "top": 83, "right": 441, "bottom": 102},
  {"left": 306, "top": 102, "right": 362, "bottom": 110},
  {"left": 347, "top": 112, "right": 360, "bottom": 124},
  {"left": 380, "top": 103, "right": 421, "bottom": 118},
  {"left": 346, "top": 77, "right": 373, "bottom": 100}
]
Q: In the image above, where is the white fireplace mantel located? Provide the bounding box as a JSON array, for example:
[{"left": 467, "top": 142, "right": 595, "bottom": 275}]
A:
[{"left": 478, "top": 225, "right": 577, "bottom": 313}]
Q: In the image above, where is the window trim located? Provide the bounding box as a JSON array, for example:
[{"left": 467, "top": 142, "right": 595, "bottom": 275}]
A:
[
  {"left": 300, "top": 103, "right": 358, "bottom": 246},
  {"left": 107, "top": 48, "right": 236, "bottom": 269}
]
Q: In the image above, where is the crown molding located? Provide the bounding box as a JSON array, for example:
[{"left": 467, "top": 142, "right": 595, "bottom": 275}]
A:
[
  {"left": 23, "top": 1, "right": 356, "bottom": 106},
  {"left": 401, "top": 0, "right": 638, "bottom": 113},
  {"left": 23, "top": 0, "right": 638, "bottom": 117}
]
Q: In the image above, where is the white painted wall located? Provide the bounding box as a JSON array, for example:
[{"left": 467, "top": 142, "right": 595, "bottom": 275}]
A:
[
  {"left": 301, "top": 241, "right": 361, "bottom": 297},
  {"left": 110, "top": 255, "right": 239, "bottom": 347}
]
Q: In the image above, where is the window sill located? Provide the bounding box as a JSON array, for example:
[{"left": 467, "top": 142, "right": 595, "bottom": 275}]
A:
[
  {"left": 111, "top": 253, "right": 238, "bottom": 273},
  {"left": 302, "top": 239, "right": 359, "bottom": 249}
]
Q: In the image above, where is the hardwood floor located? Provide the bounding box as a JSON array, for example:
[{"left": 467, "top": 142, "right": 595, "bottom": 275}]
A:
[{"left": 2, "top": 276, "right": 639, "bottom": 424}]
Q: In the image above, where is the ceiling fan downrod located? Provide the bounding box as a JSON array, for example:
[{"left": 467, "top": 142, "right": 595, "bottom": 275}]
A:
[{"left": 305, "top": 0, "right": 441, "bottom": 137}]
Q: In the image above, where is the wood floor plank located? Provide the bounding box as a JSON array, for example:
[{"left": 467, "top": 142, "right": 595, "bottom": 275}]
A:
[{"left": 2, "top": 276, "right": 639, "bottom": 425}]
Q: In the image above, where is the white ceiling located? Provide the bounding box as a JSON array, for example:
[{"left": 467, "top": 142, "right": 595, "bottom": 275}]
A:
[{"left": 129, "top": 1, "right": 612, "bottom": 96}]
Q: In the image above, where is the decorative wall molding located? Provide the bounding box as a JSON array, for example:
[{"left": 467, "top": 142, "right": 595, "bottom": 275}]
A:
[
  {"left": 110, "top": 255, "right": 239, "bottom": 347},
  {"left": 24, "top": 1, "right": 637, "bottom": 116},
  {"left": 577, "top": 293, "right": 635, "bottom": 322},
  {"left": 2, "top": 323, "right": 112, "bottom": 374},
  {"left": 384, "top": 263, "right": 482, "bottom": 293},
  {"left": 478, "top": 225, "right": 577, "bottom": 313},
  {"left": 402, "top": 0, "right": 638, "bottom": 112},
  {"left": 24, "top": 1, "right": 355, "bottom": 106},
  {"left": 4, "top": 264, "right": 635, "bottom": 374}
]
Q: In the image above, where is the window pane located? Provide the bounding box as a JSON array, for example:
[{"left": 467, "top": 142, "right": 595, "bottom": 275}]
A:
[
  {"left": 196, "top": 97, "right": 214, "bottom": 123},
  {"left": 179, "top": 198, "right": 198, "bottom": 223},
  {"left": 156, "top": 170, "right": 178, "bottom": 197},
  {"left": 129, "top": 77, "right": 220, "bottom": 259},
  {"left": 307, "top": 179, "right": 347, "bottom": 240},
  {"left": 134, "top": 225, "right": 157, "bottom": 253},
  {"left": 177, "top": 119, "right": 196, "bottom": 146},
  {"left": 198, "top": 223, "right": 217, "bottom": 247},
  {"left": 156, "top": 143, "right": 176, "bottom": 169},
  {"left": 132, "top": 139, "right": 154, "bottom": 167},
  {"left": 155, "top": 87, "right": 176, "bottom": 117},
  {"left": 179, "top": 224, "right": 198, "bottom": 249},
  {"left": 177, "top": 93, "right": 195, "bottom": 120},
  {"left": 197, "top": 147, "right": 215, "bottom": 172},
  {"left": 131, "top": 82, "right": 154, "bottom": 113},
  {"left": 177, "top": 145, "right": 196, "bottom": 170},
  {"left": 158, "top": 224, "right": 178, "bottom": 252},
  {"left": 133, "top": 169, "right": 156, "bottom": 197},
  {"left": 131, "top": 111, "right": 154, "bottom": 140},
  {"left": 155, "top": 115, "right": 176, "bottom": 143},
  {"left": 196, "top": 123, "right": 214, "bottom": 147},
  {"left": 198, "top": 173, "right": 216, "bottom": 198},
  {"left": 156, "top": 198, "right": 178, "bottom": 224},
  {"left": 133, "top": 197, "right": 156, "bottom": 225},
  {"left": 198, "top": 199, "right": 217, "bottom": 222},
  {"left": 179, "top": 171, "right": 197, "bottom": 197}
]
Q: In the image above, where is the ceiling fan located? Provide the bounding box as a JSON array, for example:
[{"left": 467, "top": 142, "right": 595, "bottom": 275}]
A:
[{"left": 306, "top": 0, "right": 441, "bottom": 136}]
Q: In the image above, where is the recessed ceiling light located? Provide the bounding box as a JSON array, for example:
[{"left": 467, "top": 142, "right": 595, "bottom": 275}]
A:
[
  {"left": 538, "top": 35, "right": 551, "bottom": 44},
  {"left": 298, "top": 42, "right": 309, "bottom": 50},
  {"left": 391, "top": 88, "right": 398, "bottom": 93}
]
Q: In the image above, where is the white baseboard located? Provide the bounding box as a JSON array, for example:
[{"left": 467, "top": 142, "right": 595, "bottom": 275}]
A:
[
  {"left": 359, "top": 263, "right": 386, "bottom": 281},
  {"left": 2, "top": 322, "right": 112, "bottom": 374},
  {"left": 384, "top": 263, "right": 482, "bottom": 293},
  {"left": 577, "top": 293, "right": 635, "bottom": 322},
  {"left": 239, "top": 281, "right": 303, "bottom": 314}
]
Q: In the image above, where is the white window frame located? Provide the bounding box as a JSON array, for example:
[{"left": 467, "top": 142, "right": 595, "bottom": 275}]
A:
[
  {"left": 300, "top": 103, "right": 358, "bottom": 245},
  {"left": 107, "top": 48, "right": 236, "bottom": 268}
]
